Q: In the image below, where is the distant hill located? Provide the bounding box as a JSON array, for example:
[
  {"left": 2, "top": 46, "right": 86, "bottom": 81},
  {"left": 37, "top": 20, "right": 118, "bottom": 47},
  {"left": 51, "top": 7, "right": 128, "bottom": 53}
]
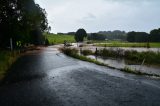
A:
[{"left": 88, "top": 30, "right": 127, "bottom": 41}]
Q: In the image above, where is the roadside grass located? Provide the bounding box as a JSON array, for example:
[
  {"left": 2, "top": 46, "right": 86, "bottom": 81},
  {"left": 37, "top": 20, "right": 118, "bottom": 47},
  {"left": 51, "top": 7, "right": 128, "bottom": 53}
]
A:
[
  {"left": 81, "top": 49, "right": 94, "bottom": 56},
  {"left": 60, "top": 48, "right": 106, "bottom": 66},
  {"left": 44, "top": 33, "right": 75, "bottom": 44},
  {"left": 121, "top": 66, "right": 160, "bottom": 77},
  {"left": 0, "top": 51, "right": 19, "bottom": 80},
  {"left": 96, "top": 42, "right": 160, "bottom": 48},
  {"left": 60, "top": 47, "right": 160, "bottom": 77}
]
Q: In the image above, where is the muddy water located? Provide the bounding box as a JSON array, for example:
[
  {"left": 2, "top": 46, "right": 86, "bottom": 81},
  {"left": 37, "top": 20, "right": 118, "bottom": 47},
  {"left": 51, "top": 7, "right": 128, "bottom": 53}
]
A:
[
  {"left": 87, "top": 55, "right": 160, "bottom": 76},
  {"left": 71, "top": 43, "right": 160, "bottom": 52}
]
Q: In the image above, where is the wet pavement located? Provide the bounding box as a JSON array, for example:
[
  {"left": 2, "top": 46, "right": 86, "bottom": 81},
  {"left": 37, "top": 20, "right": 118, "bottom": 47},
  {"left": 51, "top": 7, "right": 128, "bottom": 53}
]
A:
[{"left": 0, "top": 46, "right": 160, "bottom": 106}]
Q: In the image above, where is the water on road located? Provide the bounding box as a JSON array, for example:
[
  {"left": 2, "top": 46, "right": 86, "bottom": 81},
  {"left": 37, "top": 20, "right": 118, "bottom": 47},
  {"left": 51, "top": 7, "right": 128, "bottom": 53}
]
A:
[{"left": 0, "top": 46, "right": 160, "bottom": 106}]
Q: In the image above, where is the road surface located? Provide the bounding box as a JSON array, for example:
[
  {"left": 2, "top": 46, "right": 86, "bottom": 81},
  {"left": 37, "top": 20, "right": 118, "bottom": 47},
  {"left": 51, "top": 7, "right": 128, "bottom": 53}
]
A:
[{"left": 0, "top": 46, "right": 160, "bottom": 106}]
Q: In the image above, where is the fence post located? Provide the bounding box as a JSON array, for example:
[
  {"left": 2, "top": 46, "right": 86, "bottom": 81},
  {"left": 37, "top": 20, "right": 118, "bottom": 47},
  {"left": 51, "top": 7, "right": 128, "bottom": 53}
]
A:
[{"left": 10, "top": 38, "right": 13, "bottom": 51}]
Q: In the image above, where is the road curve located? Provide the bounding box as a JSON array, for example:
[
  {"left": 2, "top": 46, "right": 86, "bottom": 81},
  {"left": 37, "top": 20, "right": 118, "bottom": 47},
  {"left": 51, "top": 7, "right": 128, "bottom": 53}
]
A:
[{"left": 0, "top": 46, "right": 160, "bottom": 106}]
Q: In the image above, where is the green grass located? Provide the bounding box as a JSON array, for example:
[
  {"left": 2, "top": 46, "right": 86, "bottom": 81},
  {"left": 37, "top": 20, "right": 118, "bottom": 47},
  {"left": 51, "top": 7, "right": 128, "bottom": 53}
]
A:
[
  {"left": 96, "top": 42, "right": 160, "bottom": 48},
  {"left": 60, "top": 48, "right": 107, "bottom": 66},
  {"left": 121, "top": 66, "right": 160, "bottom": 77},
  {"left": 44, "top": 33, "right": 75, "bottom": 44},
  {"left": 81, "top": 49, "right": 94, "bottom": 56},
  {"left": 0, "top": 51, "right": 19, "bottom": 80}
]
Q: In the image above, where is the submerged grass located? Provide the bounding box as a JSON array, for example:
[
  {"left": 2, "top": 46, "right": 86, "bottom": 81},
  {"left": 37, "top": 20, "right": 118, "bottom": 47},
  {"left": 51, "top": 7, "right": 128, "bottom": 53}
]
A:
[
  {"left": 60, "top": 47, "right": 160, "bottom": 77},
  {"left": 96, "top": 42, "right": 160, "bottom": 48},
  {"left": 60, "top": 48, "right": 106, "bottom": 66},
  {"left": 97, "top": 48, "right": 160, "bottom": 66},
  {"left": 121, "top": 66, "right": 160, "bottom": 77}
]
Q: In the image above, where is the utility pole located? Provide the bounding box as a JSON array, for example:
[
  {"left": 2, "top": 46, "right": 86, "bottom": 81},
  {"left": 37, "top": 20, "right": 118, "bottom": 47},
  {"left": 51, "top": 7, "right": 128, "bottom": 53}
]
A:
[{"left": 10, "top": 38, "right": 13, "bottom": 51}]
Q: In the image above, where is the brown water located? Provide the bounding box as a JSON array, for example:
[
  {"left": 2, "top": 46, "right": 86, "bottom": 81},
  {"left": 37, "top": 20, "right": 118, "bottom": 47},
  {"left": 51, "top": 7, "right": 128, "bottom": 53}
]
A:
[{"left": 87, "top": 55, "right": 160, "bottom": 76}]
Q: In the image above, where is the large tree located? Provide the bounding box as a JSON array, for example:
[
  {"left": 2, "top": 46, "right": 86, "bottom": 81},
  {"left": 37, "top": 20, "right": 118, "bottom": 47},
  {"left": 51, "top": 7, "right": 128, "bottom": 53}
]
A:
[
  {"left": 150, "top": 28, "right": 160, "bottom": 42},
  {"left": 75, "top": 28, "right": 87, "bottom": 42},
  {"left": 127, "top": 31, "right": 148, "bottom": 42},
  {"left": 0, "top": 0, "right": 49, "bottom": 48}
]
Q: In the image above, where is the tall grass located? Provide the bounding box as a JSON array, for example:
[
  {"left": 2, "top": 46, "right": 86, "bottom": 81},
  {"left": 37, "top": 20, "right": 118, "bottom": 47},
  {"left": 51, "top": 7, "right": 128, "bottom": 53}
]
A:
[
  {"left": 0, "top": 51, "right": 19, "bottom": 80},
  {"left": 60, "top": 47, "right": 160, "bottom": 77},
  {"left": 81, "top": 49, "right": 94, "bottom": 56},
  {"left": 96, "top": 42, "right": 160, "bottom": 48},
  {"left": 97, "top": 48, "right": 160, "bottom": 65},
  {"left": 60, "top": 48, "right": 106, "bottom": 66}
]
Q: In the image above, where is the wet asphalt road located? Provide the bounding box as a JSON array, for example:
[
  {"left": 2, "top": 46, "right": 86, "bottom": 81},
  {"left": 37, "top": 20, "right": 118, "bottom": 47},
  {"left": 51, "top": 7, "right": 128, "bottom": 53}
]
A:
[{"left": 0, "top": 46, "right": 160, "bottom": 106}]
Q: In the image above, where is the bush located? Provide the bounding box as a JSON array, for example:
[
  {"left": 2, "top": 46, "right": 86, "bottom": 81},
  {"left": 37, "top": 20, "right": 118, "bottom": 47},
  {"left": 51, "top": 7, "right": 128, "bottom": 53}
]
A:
[
  {"left": 60, "top": 48, "right": 78, "bottom": 56},
  {"left": 81, "top": 50, "right": 93, "bottom": 56},
  {"left": 0, "top": 51, "right": 19, "bottom": 80}
]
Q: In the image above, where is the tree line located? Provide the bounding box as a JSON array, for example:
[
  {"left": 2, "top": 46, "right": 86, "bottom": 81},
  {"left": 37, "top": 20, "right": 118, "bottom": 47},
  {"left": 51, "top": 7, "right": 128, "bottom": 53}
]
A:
[
  {"left": 0, "top": 0, "right": 49, "bottom": 49},
  {"left": 127, "top": 28, "right": 160, "bottom": 42},
  {"left": 75, "top": 28, "right": 160, "bottom": 42},
  {"left": 88, "top": 30, "right": 127, "bottom": 41}
]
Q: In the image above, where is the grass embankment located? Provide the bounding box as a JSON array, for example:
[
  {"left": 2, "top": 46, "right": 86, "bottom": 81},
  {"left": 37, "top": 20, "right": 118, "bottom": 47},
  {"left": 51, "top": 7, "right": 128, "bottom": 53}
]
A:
[
  {"left": 60, "top": 48, "right": 160, "bottom": 77},
  {"left": 44, "top": 33, "right": 75, "bottom": 44},
  {"left": 96, "top": 42, "right": 160, "bottom": 48},
  {"left": 0, "top": 51, "right": 19, "bottom": 80}
]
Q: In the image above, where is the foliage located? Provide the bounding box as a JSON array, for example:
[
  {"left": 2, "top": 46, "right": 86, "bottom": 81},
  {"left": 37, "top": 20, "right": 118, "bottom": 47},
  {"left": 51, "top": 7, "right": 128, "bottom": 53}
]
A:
[
  {"left": 0, "top": 0, "right": 49, "bottom": 48},
  {"left": 121, "top": 66, "right": 160, "bottom": 77},
  {"left": 60, "top": 48, "right": 106, "bottom": 66},
  {"left": 75, "top": 29, "right": 87, "bottom": 42},
  {"left": 127, "top": 31, "right": 149, "bottom": 42},
  {"left": 45, "top": 39, "right": 49, "bottom": 46},
  {"left": 96, "top": 42, "right": 160, "bottom": 48},
  {"left": 81, "top": 50, "right": 93, "bottom": 56},
  {"left": 88, "top": 31, "right": 126, "bottom": 41},
  {"left": 150, "top": 28, "right": 160, "bottom": 42},
  {"left": 127, "top": 28, "right": 160, "bottom": 43},
  {"left": 0, "top": 51, "right": 19, "bottom": 80},
  {"left": 61, "top": 48, "right": 160, "bottom": 77},
  {"left": 96, "top": 48, "right": 160, "bottom": 65},
  {"left": 60, "top": 48, "right": 78, "bottom": 55}
]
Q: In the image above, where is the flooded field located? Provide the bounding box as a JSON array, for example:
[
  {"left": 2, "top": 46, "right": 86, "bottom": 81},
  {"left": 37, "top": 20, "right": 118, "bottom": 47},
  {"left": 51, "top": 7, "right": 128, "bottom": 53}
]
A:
[{"left": 87, "top": 55, "right": 160, "bottom": 76}]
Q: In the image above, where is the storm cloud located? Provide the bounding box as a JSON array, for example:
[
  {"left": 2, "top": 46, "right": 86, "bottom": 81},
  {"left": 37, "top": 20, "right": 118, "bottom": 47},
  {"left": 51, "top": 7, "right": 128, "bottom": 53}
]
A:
[{"left": 35, "top": 0, "right": 160, "bottom": 33}]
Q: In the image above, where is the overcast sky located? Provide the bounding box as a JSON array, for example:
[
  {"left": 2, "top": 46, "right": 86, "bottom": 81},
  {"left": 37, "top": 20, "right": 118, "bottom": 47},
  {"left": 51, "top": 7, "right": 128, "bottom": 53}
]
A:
[{"left": 35, "top": 0, "right": 160, "bottom": 33}]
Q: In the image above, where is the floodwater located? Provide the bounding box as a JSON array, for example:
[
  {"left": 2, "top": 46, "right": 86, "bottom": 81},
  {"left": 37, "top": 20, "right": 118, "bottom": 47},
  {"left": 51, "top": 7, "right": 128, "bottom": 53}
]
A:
[
  {"left": 87, "top": 55, "right": 160, "bottom": 76},
  {"left": 71, "top": 43, "right": 160, "bottom": 52},
  {"left": 0, "top": 46, "right": 160, "bottom": 106}
]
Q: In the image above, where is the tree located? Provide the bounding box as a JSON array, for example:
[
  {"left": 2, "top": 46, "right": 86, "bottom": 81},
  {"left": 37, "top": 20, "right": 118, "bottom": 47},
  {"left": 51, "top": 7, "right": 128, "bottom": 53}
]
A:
[
  {"left": 150, "top": 28, "right": 160, "bottom": 42},
  {"left": 0, "top": 0, "right": 49, "bottom": 48},
  {"left": 45, "top": 38, "right": 49, "bottom": 46},
  {"left": 127, "top": 31, "right": 148, "bottom": 42},
  {"left": 75, "top": 28, "right": 87, "bottom": 42}
]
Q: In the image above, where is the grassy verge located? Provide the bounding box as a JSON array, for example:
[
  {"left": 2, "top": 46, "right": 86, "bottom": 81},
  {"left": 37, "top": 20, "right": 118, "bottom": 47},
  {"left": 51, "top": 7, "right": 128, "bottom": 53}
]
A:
[
  {"left": 121, "top": 66, "right": 160, "bottom": 77},
  {"left": 44, "top": 33, "right": 75, "bottom": 44},
  {"left": 96, "top": 42, "right": 160, "bottom": 48},
  {"left": 60, "top": 48, "right": 160, "bottom": 77},
  {"left": 0, "top": 51, "right": 19, "bottom": 80},
  {"left": 60, "top": 48, "right": 106, "bottom": 66}
]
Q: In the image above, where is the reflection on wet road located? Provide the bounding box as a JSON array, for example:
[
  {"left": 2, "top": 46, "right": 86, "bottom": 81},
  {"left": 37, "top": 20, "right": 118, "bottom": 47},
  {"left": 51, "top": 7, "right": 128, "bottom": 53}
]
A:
[{"left": 0, "top": 46, "right": 160, "bottom": 106}]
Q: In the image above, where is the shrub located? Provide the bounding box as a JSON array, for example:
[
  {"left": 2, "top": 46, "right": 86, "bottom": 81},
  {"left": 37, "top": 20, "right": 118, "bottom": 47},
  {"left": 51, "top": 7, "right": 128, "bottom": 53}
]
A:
[
  {"left": 81, "top": 50, "right": 93, "bottom": 56},
  {"left": 59, "top": 48, "right": 78, "bottom": 56}
]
